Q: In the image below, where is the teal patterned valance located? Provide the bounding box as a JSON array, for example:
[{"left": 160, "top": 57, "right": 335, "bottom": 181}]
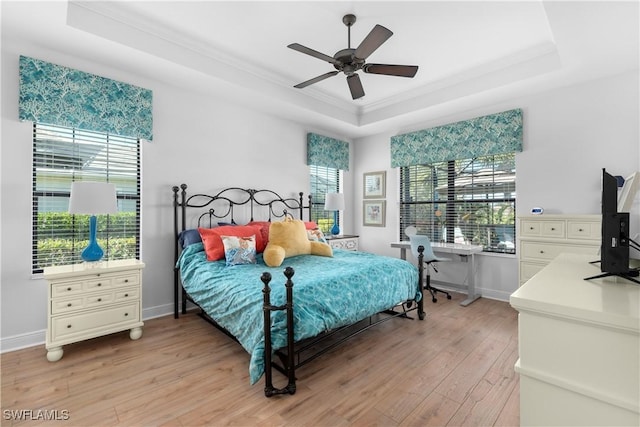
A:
[
  {"left": 390, "top": 109, "right": 522, "bottom": 167},
  {"left": 307, "top": 133, "right": 349, "bottom": 171},
  {"left": 19, "top": 56, "right": 153, "bottom": 141}
]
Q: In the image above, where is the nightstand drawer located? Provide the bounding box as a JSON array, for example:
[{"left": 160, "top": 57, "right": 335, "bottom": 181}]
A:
[
  {"left": 51, "top": 297, "right": 84, "bottom": 315},
  {"left": 115, "top": 287, "right": 139, "bottom": 302},
  {"left": 51, "top": 302, "right": 140, "bottom": 340},
  {"left": 52, "top": 281, "right": 84, "bottom": 297}
]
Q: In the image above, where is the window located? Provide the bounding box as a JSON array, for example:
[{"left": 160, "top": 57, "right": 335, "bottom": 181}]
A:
[
  {"left": 32, "top": 123, "right": 141, "bottom": 273},
  {"left": 399, "top": 153, "right": 516, "bottom": 253},
  {"left": 309, "top": 165, "right": 341, "bottom": 233}
]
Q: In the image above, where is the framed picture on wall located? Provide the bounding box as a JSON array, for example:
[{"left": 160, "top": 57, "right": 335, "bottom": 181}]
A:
[
  {"left": 363, "top": 171, "right": 386, "bottom": 199},
  {"left": 363, "top": 200, "right": 386, "bottom": 227}
]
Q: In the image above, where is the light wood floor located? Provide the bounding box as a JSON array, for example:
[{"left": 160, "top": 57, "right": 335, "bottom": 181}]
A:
[{"left": 1, "top": 292, "right": 519, "bottom": 426}]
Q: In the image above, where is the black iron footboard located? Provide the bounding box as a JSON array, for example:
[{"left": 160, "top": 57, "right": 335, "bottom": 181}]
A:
[{"left": 260, "top": 247, "right": 425, "bottom": 397}]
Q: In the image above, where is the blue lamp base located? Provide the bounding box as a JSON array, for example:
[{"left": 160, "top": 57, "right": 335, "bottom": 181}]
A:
[
  {"left": 81, "top": 215, "right": 104, "bottom": 262},
  {"left": 330, "top": 211, "right": 340, "bottom": 235}
]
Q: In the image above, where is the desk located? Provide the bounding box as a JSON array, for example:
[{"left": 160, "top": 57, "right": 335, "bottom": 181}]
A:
[{"left": 390, "top": 241, "right": 483, "bottom": 306}]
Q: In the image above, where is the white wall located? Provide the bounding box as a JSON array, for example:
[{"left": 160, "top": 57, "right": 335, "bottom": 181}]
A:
[{"left": 353, "top": 70, "right": 639, "bottom": 301}]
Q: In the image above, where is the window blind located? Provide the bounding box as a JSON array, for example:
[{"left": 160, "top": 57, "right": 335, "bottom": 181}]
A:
[
  {"left": 309, "top": 165, "right": 341, "bottom": 233},
  {"left": 32, "top": 123, "right": 140, "bottom": 273},
  {"left": 399, "top": 153, "right": 516, "bottom": 253}
]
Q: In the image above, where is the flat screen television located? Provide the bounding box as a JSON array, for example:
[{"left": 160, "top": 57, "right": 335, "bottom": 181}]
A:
[{"left": 585, "top": 169, "right": 639, "bottom": 284}]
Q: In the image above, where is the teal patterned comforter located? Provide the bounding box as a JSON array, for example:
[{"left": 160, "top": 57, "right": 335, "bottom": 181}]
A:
[{"left": 177, "top": 243, "right": 420, "bottom": 384}]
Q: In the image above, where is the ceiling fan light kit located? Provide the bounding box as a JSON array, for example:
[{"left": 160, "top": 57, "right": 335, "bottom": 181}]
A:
[{"left": 288, "top": 14, "right": 419, "bottom": 100}]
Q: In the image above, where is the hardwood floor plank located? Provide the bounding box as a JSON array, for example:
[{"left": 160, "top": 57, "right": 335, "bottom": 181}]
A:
[{"left": 1, "top": 296, "right": 519, "bottom": 426}]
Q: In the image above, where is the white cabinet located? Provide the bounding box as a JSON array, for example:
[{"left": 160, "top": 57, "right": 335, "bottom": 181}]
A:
[
  {"left": 510, "top": 253, "right": 639, "bottom": 426},
  {"left": 43, "top": 259, "right": 145, "bottom": 361},
  {"left": 517, "top": 214, "right": 600, "bottom": 285},
  {"left": 325, "top": 235, "right": 359, "bottom": 251}
]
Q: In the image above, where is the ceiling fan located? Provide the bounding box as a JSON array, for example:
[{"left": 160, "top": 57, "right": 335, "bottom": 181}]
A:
[{"left": 288, "top": 14, "right": 419, "bottom": 100}]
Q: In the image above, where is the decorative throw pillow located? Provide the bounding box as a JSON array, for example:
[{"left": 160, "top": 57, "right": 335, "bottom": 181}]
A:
[
  {"left": 178, "top": 229, "right": 202, "bottom": 249},
  {"left": 306, "top": 228, "right": 327, "bottom": 244},
  {"left": 247, "top": 221, "right": 271, "bottom": 247},
  {"left": 221, "top": 235, "right": 257, "bottom": 266},
  {"left": 199, "top": 225, "right": 264, "bottom": 261}
]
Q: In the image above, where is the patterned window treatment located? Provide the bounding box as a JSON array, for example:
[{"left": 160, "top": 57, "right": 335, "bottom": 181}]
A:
[
  {"left": 19, "top": 56, "right": 153, "bottom": 141},
  {"left": 307, "top": 133, "right": 350, "bottom": 171},
  {"left": 390, "top": 109, "right": 522, "bottom": 167}
]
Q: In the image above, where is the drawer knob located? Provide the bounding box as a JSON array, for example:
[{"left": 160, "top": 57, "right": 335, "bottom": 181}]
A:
[
  {"left": 97, "top": 298, "right": 102, "bottom": 302},
  {"left": 124, "top": 293, "right": 129, "bottom": 297},
  {"left": 67, "top": 287, "right": 72, "bottom": 291},
  {"left": 67, "top": 324, "right": 72, "bottom": 329},
  {"left": 124, "top": 279, "right": 129, "bottom": 283},
  {"left": 529, "top": 227, "right": 534, "bottom": 230},
  {"left": 540, "top": 250, "right": 544, "bottom": 254},
  {"left": 579, "top": 228, "right": 584, "bottom": 232},
  {"left": 124, "top": 313, "right": 129, "bottom": 317},
  {"left": 551, "top": 228, "right": 555, "bottom": 231},
  {"left": 97, "top": 283, "right": 102, "bottom": 287},
  {"left": 67, "top": 303, "right": 72, "bottom": 307}
]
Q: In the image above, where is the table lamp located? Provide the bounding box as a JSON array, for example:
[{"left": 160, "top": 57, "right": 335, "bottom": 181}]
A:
[
  {"left": 69, "top": 181, "right": 118, "bottom": 262},
  {"left": 324, "top": 192, "right": 345, "bottom": 235}
]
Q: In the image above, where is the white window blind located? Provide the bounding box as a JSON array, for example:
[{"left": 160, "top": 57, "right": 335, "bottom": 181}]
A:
[
  {"left": 309, "top": 165, "right": 341, "bottom": 233},
  {"left": 32, "top": 123, "right": 140, "bottom": 273},
  {"left": 399, "top": 153, "right": 516, "bottom": 253}
]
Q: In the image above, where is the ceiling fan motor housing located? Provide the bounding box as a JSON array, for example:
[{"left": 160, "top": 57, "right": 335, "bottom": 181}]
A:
[{"left": 334, "top": 48, "right": 364, "bottom": 75}]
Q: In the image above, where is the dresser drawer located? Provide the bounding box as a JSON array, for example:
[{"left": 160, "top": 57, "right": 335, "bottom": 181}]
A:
[
  {"left": 567, "top": 221, "right": 600, "bottom": 240},
  {"left": 113, "top": 273, "right": 139, "bottom": 287},
  {"left": 115, "top": 287, "right": 139, "bottom": 302},
  {"left": 51, "top": 302, "right": 140, "bottom": 340},
  {"left": 521, "top": 220, "right": 565, "bottom": 238},
  {"left": 85, "top": 276, "right": 112, "bottom": 291},
  {"left": 522, "top": 241, "right": 598, "bottom": 262}
]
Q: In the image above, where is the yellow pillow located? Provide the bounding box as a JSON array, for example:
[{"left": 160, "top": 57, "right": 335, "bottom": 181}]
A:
[{"left": 263, "top": 217, "right": 333, "bottom": 267}]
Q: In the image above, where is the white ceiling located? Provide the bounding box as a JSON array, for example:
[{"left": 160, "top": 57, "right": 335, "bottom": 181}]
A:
[{"left": 2, "top": 1, "right": 638, "bottom": 139}]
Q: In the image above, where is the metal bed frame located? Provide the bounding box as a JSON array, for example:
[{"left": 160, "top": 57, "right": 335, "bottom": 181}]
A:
[{"left": 172, "top": 184, "right": 425, "bottom": 397}]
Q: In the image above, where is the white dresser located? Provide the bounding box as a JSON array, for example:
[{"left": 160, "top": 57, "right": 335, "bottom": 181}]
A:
[
  {"left": 518, "top": 214, "right": 600, "bottom": 285},
  {"left": 510, "top": 253, "right": 639, "bottom": 426},
  {"left": 325, "top": 234, "right": 359, "bottom": 251},
  {"left": 43, "top": 259, "right": 145, "bottom": 361}
]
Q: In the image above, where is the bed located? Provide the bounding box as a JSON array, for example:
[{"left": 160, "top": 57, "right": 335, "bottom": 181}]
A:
[{"left": 173, "top": 185, "right": 426, "bottom": 396}]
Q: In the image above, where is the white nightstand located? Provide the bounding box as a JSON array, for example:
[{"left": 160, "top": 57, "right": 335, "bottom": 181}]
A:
[
  {"left": 325, "top": 234, "right": 359, "bottom": 251},
  {"left": 43, "top": 259, "right": 145, "bottom": 362}
]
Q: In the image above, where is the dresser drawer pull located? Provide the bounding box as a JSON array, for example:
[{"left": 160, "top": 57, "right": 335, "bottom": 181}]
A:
[
  {"left": 124, "top": 279, "right": 129, "bottom": 283},
  {"left": 97, "top": 283, "right": 102, "bottom": 287},
  {"left": 530, "top": 227, "right": 534, "bottom": 230},
  {"left": 97, "top": 298, "right": 102, "bottom": 302},
  {"left": 67, "top": 303, "right": 72, "bottom": 307},
  {"left": 67, "top": 287, "right": 72, "bottom": 291},
  {"left": 551, "top": 228, "right": 555, "bottom": 231},
  {"left": 579, "top": 228, "right": 584, "bottom": 232},
  {"left": 124, "top": 293, "right": 129, "bottom": 297},
  {"left": 124, "top": 313, "right": 129, "bottom": 317},
  {"left": 540, "top": 250, "right": 545, "bottom": 254},
  {"left": 67, "top": 324, "right": 72, "bottom": 329}
]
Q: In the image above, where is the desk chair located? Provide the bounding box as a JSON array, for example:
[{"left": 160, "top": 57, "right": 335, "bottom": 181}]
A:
[{"left": 408, "top": 233, "right": 452, "bottom": 303}]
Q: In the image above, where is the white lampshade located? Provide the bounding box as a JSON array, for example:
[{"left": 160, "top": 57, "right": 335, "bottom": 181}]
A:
[
  {"left": 324, "top": 193, "right": 345, "bottom": 211},
  {"left": 69, "top": 182, "right": 118, "bottom": 215}
]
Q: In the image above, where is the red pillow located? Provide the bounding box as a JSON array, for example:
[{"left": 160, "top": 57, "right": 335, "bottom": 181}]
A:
[
  {"left": 199, "top": 225, "right": 264, "bottom": 261},
  {"left": 247, "top": 221, "right": 271, "bottom": 246},
  {"left": 304, "top": 221, "right": 319, "bottom": 230}
]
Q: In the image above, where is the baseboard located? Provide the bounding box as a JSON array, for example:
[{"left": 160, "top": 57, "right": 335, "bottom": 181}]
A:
[{"left": 0, "top": 303, "right": 175, "bottom": 354}]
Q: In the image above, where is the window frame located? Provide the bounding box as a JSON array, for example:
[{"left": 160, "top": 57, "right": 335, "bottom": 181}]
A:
[
  {"left": 399, "top": 153, "right": 516, "bottom": 254},
  {"left": 309, "top": 165, "right": 341, "bottom": 233},
  {"left": 32, "top": 122, "right": 141, "bottom": 273}
]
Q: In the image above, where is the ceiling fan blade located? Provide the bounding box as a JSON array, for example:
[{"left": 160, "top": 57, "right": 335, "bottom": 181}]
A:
[
  {"left": 363, "top": 64, "right": 419, "bottom": 78},
  {"left": 347, "top": 74, "right": 365, "bottom": 100},
  {"left": 288, "top": 43, "right": 341, "bottom": 66},
  {"left": 354, "top": 24, "right": 393, "bottom": 60},
  {"left": 293, "top": 71, "right": 339, "bottom": 89}
]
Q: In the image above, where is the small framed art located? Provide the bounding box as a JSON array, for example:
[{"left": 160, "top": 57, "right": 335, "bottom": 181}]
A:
[
  {"left": 363, "top": 171, "right": 386, "bottom": 199},
  {"left": 363, "top": 200, "right": 386, "bottom": 227}
]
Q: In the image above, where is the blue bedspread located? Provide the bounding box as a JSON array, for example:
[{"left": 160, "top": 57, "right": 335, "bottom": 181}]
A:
[{"left": 177, "top": 243, "right": 420, "bottom": 384}]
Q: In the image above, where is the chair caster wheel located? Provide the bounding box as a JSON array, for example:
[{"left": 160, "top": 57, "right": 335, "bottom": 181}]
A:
[{"left": 446, "top": 295, "right": 452, "bottom": 300}]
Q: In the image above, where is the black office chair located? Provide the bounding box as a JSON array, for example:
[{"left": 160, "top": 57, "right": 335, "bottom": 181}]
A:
[{"left": 407, "top": 229, "right": 452, "bottom": 303}]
